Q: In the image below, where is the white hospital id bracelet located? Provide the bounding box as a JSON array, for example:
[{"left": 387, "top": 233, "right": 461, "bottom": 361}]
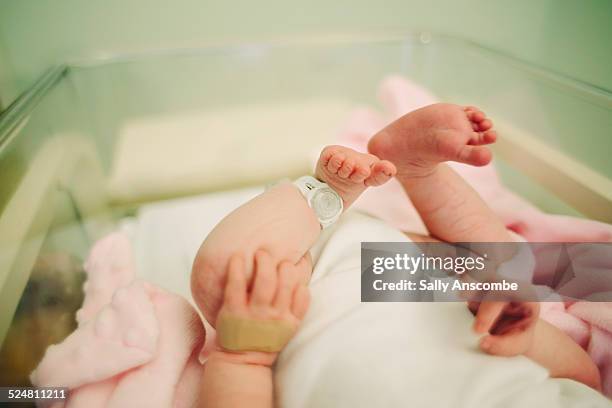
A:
[{"left": 293, "top": 176, "right": 343, "bottom": 229}]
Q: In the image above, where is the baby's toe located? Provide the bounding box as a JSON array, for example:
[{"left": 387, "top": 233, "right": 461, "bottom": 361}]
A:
[
  {"left": 458, "top": 145, "right": 492, "bottom": 167},
  {"left": 319, "top": 147, "right": 335, "bottom": 166},
  {"left": 466, "top": 107, "right": 486, "bottom": 122},
  {"left": 477, "top": 119, "right": 493, "bottom": 131},
  {"left": 337, "top": 158, "right": 355, "bottom": 178},
  {"left": 469, "top": 130, "right": 497, "bottom": 146},
  {"left": 365, "top": 160, "right": 396, "bottom": 186},
  {"left": 482, "top": 130, "right": 497, "bottom": 143},
  {"left": 349, "top": 164, "right": 370, "bottom": 183},
  {"left": 327, "top": 153, "right": 345, "bottom": 174}
]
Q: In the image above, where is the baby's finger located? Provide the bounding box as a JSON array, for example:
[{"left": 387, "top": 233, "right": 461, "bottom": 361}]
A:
[
  {"left": 474, "top": 301, "right": 505, "bottom": 334},
  {"left": 224, "top": 255, "right": 247, "bottom": 311},
  {"left": 491, "top": 302, "right": 538, "bottom": 335},
  {"left": 467, "top": 300, "right": 480, "bottom": 315},
  {"left": 294, "top": 253, "right": 313, "bottom": 285},
  {"left": 251, "top": 250, "right": 277, "bottom": 307},
  {"left": 291, "top": 285, "right": 310, "bottom": 320},
  {"left": 479, "top": 332, "right": 531, "bottom": 357},
  {"left": 274, "top": 261, "right": 299, "bottom": 311},
  {"left": 491, "top": 314, "right": 530, "bottom": 336}
]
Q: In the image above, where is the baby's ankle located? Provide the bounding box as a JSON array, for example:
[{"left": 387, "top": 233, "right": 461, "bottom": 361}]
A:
[
  {"left": 314, "top": 169, "right": 358, "bottom": 209},
  {"left": 395, "top": 162, "right": 440, "bottom": 183}
]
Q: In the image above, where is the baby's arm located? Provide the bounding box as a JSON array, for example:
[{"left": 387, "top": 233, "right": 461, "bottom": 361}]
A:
[
  {"left": 200, "top": 252, "right": 311, "bottom": 408},
  {"left": 526, "top": 319, "right": 601, "bottom": 390},
  {"left": 471, "top": 301, "right": 601, "bottom": 391}
]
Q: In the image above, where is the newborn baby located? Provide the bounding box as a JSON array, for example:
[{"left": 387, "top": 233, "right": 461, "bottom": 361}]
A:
[{"left": 192, "top": 103, "right": 601, "bottom": 406}]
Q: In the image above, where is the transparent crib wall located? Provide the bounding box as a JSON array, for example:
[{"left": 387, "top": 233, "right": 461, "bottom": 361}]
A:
[
  {"left": 0, "top": 66, "right": 112, "bottom": 381},
  {"left": 66, "top": 41, "right": 417, "bottom": 169},
  {"left": 2, "top": 36, "right": 609, "bottom": 221},
  {"left": 65, "top": 36, "right": 611, "bottom": 215},
  {"left": 408, "top": 38, "right": 611, "bottom": 179},
  {"left": 408, "top": 38, "right": 611, "bottom": 216}
]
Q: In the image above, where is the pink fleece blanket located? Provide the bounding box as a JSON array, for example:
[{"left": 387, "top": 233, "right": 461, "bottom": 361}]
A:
[
  {"left": 342, "top": 75, "right": 612, "bottom": 396},
  {"left": 31, "top": 233, "right": 205, "bottom": 408}
]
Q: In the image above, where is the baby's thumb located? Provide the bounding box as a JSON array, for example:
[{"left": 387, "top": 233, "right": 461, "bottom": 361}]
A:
[{"left": 479, "top": 333, "right": 529, "bottom": 357}]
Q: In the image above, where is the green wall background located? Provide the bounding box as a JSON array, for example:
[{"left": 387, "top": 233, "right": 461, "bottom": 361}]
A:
[{"left": 0, "top": 0, "right": 611, "bottom": 110}]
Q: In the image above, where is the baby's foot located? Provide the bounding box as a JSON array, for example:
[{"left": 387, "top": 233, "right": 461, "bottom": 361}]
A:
[
  {"left": 368, "top": 103, "right": 497, "bottom": 178},
  {"left": 315, "top": 145, "right": 396, "bottom": 207}
]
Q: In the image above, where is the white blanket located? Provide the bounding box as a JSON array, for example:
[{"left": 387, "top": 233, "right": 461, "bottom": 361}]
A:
[{"left": 276, "top": 211, "right": 609, "bottom": 408}]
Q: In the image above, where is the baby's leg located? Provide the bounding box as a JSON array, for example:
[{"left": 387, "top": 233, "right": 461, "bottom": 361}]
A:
[
  {"left": 368, "top": 103, "right": 511, "bottom": 243},
  {"left": 191, "top": 146, "right": 395, "bottom": 324},
  {"left": 369, "top": 104, "right": 604, "bottom": 390}
]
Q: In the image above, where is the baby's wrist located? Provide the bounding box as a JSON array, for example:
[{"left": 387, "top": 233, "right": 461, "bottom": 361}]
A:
[{"left": 209, "top": 347, "right": 278, "bottom": 367}]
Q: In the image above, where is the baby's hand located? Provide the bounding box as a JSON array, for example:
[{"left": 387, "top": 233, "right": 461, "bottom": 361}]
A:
[
  {"left": 469, "top": 300, "right": 539, "bottom": 356},
  {"left": 213, "top": 250, "right": 311, "bottom": 366}
]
